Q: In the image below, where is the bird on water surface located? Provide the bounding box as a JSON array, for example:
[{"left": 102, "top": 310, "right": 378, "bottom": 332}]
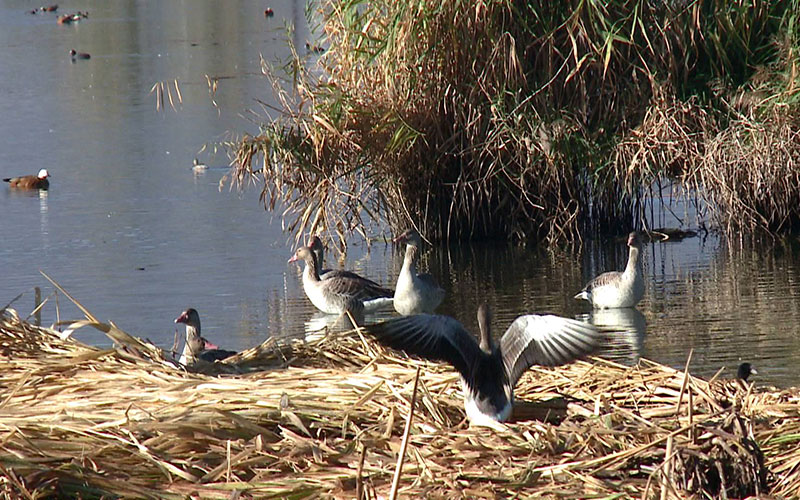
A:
[
  {"left": 309, "top": 235, "right": 394, "bottom": 296},
  {"left": 69, "top": 49, "right": 90, "bottom": 60},
  {"left": 289, "top": 246, "right": 392, "bottom": 318},
  {"left": 575, "top": 231, "right": 645, "bottom": 309},
  {"left": 3, "top": 169, "right": 49, "bottom": 189},
  {"left": 361, "top": 304, "right": 602, "bottom": 429},
  {"left": 392, "top": 228, "right": 445, "bottom": 315}
]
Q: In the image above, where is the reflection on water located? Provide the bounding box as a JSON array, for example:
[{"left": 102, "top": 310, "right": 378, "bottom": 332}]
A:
[
  {"left": 586, "top": 307, "right": 647, "bottom": 365},
  {"left": 2, "top": 1, "right": 800, "bottom": 389}
]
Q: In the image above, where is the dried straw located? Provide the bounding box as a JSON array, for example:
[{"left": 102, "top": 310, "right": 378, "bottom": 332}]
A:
[{"left": 1, "top": 297, "right": 799, "bottom": 498}]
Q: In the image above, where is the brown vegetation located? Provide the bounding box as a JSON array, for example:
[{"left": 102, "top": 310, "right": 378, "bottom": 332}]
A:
[
  {"left": 227, "top": 0, "right": 800, "bottom": 246},
  {"left": 2, "top": 299, "right": 800, "bottom": 497}
]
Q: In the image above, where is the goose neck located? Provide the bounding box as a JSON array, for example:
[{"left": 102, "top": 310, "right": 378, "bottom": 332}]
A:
[
  {"left": 623, "top": 245, "right": 640, "bottom": 277},
  {"left": 402, "top": 244, "right": 418, "bottom": 273}
]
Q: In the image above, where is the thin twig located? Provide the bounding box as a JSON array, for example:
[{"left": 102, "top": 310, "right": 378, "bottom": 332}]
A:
[{"left": 389, "top": 367, "right": 421, "bottom": 500}]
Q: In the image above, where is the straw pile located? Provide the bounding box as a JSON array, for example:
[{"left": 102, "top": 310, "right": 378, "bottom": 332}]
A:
[{"left": 1, "top": 305, "right": 799, "bottom": 499}]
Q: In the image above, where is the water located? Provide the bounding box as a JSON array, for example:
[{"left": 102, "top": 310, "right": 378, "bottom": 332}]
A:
[{"left": 2, "top": 1, "right": 799, "bottom": 388}]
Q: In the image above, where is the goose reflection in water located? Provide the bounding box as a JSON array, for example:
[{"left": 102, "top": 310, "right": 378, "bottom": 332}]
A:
[
  {"left": 304, "top": 310, "right": 363, "bottom": 337},
  {"left": 586, "top": 307, "right": 646, "bottom": 364}
]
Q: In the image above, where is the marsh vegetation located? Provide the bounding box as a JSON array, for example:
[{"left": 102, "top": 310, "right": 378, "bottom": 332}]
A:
[
  {"left": 3, "top": 301, "right": 800, "bottom": 498},
  {"left": 229, "top": 0, "right": 800, "bottom": 245}
]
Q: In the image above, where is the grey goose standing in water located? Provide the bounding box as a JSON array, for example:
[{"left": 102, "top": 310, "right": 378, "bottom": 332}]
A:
[
  {"left": 289, "top": 246, "right": 393, "bottom": 317},
  {"left": 575, "top": 231, "right": 645, "bottom": 309},
  {"left": 392, "top": 228, "right": 445, "bottom": 315},
  {"left": 309, "top": 235, "right": 395, "bottom": 297},
  {"left": 361, "top": 304, "right": 602, "bottom": 429}
]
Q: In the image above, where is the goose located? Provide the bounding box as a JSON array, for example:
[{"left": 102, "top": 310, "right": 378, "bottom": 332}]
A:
[
  {"left": 361, "top": 304, "right": 601, "bottom": 429},
  {"left": 393, "top": 228, "right": 445, "bottom": 315},
  {"left": 174, "top": 308, "right": 236, "bottom": 365},
  {"left": 3, "top": 169, "right": 49, "bottom": 189},
  {"left": 288, "top": 246, "right": 392, "bottom": 316},
  {"left": 575, "top": 232, "right": 644, "bottom": 309},
  {"left": 309, "top": 235, "right": 395, "bottom": 294}
]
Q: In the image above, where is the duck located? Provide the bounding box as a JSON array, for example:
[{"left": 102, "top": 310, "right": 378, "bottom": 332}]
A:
[
  {"left": 309, "top": 235, "right": 395, "bottom": 293},
  {"left": 305, "top": 41, "right": 325, "bottom": 54},
  {"left": 57, "top": 12, "right": 85, "bottom": 24},
  {"left": 69, "top": 49, "right": 91, "bottom": 60},
  {"left": 289, "top": 246, "right": 392, "bottom": 317},
  {"left": 574, "top": 231, "right": 645, "bottom": 309},
  {"left": 709, "top": 362, "right": 758, "bottom": 408},
  {"left": 361, "top": 304, "right": 602, "bottom": 429},
  {"left": 174, "top": 308, "right": 236, "bottom": 365},
  {"left": 3, "top": 169, "right": 49, "bottom": 189},
  {"left": 393, "top": 228, "right": 445, "bottom": 315},
  {"left": 191, "top": 158, "right": 208, "bottom": 172}
]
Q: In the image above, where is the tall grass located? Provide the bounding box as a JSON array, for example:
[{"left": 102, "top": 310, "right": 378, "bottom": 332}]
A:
[{"left": 228, "top": 0, "right": 800, "bottom": 244}]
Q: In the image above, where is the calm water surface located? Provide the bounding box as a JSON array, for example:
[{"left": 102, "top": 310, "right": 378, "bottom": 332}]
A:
[{"left": 2, "top": 1, "right": 799, "bottom": 387}]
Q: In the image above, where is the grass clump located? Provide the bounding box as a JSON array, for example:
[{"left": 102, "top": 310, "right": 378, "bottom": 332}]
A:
[{"left": 228, "top": 0, "right": 800, "bottom": 245}]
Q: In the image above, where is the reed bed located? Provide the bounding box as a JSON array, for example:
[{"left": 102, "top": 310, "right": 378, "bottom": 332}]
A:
[
  {"left": 227, "top": 0, "right": 800, "bottom": 245},
  {"left": 1, "top": 305, "right": 800, "bottom": 499}
]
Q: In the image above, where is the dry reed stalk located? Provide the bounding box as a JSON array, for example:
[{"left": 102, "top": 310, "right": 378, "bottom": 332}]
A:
[{"left": 1, "top": 295, "right": 799, "bottom": 497}]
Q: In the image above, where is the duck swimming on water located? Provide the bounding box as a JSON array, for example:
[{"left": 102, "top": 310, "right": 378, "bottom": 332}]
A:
[{"left": 3, "top": 169, "right": 49, "bottom": 189}]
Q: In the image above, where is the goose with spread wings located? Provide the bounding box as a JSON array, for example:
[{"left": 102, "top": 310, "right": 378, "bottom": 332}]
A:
[{"left": 362, "top": 304, "right": 602, "bottom": 428}]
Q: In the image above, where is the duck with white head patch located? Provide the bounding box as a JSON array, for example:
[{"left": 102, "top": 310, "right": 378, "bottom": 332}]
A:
[{"left": 3, "top": 169, "right": 49, "bottom": 189}]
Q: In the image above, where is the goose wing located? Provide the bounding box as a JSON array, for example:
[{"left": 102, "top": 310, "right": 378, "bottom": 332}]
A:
[
  {"left": 500, "top": 315, "right": 601, "bottom": 387},
  {"left": 361, "top": 314, "right": 483, "bottom": 379},
  {"left": 319, "top": 274, "right": 390, "bottom": 300},
  {"left": 321, "top": 269, "right": 394, "bottom": 297},
  {"left": 581, "top": 271, "right": 622, "bottom": 292}
]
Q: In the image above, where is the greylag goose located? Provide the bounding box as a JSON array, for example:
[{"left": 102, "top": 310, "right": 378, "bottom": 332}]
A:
[
  {"left": 361, "top": 304, "right": 601, "bottom": 429},
  {"left": 393, "top": 228, "right": 445, "bottom": 315},
  {"left": 3, "top": 169, "right": 49, "bottom": 189},
  {"left": 575, "top": 231, "right": 644, "bottom": 309},
  {"left": 288, "top": 246, "right": 392, "bottom": 316},
  {"left": 175, "top": 308, "right": 236, "bottom": 365},
  {"left": 309, "top": 235, "right": 395, "bottom": 296}
]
